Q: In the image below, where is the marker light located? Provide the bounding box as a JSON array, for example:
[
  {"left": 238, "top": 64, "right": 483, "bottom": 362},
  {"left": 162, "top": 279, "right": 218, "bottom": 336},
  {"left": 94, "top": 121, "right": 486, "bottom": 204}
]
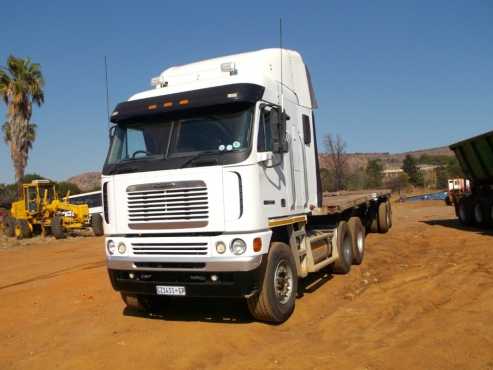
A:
[
  {"left": 230, "top": 239, "right": 247, "bottom": 255},
  {"left": 253, "top": 237, "right": 262, "bottom": 252},
  {"left": 179, "top": 99, "right": 189, "bottom": 106},
  {"left": 107, "top": 240, "right": 116, "bottom": 255},
  {"left": 163, "top": 101, "right": 173, "bottom": 108},
  {"left": 148, "top": 104, "right": 157, "bottom": 110}
]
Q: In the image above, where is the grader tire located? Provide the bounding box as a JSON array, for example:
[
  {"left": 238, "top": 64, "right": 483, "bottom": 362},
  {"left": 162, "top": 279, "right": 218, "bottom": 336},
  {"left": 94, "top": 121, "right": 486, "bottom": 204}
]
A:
[
  {"left": 51, "top": 215, "right": 66, "bottom": 239},
  {"left": 15, "top": 219, "right": 32, "bottom": 239},
  {"left": 3, "top": 216, "right": 16, "bottom": 237},
  {"left": 247, "top": 242, "right": 297, "bottom": 324},
  {"left": 91, "top": 214, "right": 104, "bottom": 236}
]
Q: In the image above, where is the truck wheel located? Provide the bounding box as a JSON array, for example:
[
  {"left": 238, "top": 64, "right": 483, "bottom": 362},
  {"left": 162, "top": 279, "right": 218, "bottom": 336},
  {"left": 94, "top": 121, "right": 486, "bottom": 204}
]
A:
[
  {"left": 348, "top": 217, "right": 365, "bottom": 265},
  {"left": 378, "top": 201, "right": 390, "bottom": 233},
  {"left": 3, "top": 216, "right": 15, "bottom": 237},
  {"left": 331, "top": 221, "right": 353, "bottom": 274},
  {"left": 51, "top": 215, "right": 66, "bottom": 239},
  {"left": 91, "top": 214, "right": 104, "bottom": 236},
  {"left": 15, "top": 219, "right": 32, "bottom": 239},
  {"left": 473, "top": 202, "right": 484, "bottom": 225},
  {"left": 368, "top": 205, "right": 379, "bottom": 233},
  {"left": 247, "top": 242, "right": 297, "bottom": 323},
  {"left": 458, "top": 198, "right": 474, "bottom": 226}
]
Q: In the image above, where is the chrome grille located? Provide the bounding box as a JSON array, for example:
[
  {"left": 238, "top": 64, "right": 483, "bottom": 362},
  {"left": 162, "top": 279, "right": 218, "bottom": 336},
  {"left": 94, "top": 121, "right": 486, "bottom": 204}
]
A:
[
  {"left": 131, "top": 242, "right": 208, "bottom": 256},
  {"left": 126, "top": 181, "right": 208, "bottom": 229}
]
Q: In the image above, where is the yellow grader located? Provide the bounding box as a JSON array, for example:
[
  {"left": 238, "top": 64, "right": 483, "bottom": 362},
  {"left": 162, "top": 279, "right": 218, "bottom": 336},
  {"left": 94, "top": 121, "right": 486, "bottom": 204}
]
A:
[{"left": 2, "top": 180, "right": 91, "bottom": 239}]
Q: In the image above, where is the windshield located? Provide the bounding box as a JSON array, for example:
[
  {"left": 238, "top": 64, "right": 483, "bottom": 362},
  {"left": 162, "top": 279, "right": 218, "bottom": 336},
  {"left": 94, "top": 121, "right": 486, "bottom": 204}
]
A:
[{"left": 105, "top": 104, "right": 254, "bottom": 170}]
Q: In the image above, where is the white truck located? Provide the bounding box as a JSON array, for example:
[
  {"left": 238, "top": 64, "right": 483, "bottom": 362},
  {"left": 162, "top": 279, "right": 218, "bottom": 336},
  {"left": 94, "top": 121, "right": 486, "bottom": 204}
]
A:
[{"left": 103, "top": 49, "right": 392, "bottom": 323}]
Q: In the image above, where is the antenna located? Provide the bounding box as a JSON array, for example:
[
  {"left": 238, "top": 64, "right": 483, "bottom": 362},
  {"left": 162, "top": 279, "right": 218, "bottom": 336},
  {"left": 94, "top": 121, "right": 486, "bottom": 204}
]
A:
[
  {"left": 279, "top": 17, "right": 284, "bottom": 112},
  {"left": 104, "top": 56, "right": 111, "bottom": 127}
]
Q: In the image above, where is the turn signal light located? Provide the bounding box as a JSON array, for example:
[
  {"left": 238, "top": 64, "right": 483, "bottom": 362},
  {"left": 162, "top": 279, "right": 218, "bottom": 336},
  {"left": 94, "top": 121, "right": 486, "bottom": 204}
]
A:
[{"left": 253, "top": 237, "right": 262, "bottom": 252}]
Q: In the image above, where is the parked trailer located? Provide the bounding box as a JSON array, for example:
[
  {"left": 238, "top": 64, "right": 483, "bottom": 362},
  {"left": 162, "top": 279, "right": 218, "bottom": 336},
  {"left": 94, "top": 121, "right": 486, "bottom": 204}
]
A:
[
  {"left": 102, "top": 49, "right": 393, "bottom": 323},
  {"left": 449, "top": 130, "right": 493, "bottom": 227}
]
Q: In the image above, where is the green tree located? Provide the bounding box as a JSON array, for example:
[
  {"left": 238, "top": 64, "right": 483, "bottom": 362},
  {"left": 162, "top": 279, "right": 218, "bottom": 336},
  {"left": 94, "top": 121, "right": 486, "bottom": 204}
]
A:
[
  {"left": 402, "top": 154, "right": 424, "bottom": 186},
  {"left": 0, "top": 55, "right": 45, "bottom": 184},
  {"left": 366, "top": 159, "right": 383, "bottom": 188}
]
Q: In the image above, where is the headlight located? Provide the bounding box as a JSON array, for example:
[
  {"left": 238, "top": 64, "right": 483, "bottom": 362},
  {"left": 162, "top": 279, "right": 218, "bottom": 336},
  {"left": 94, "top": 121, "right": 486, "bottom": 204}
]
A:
[
  {"left": 117, "top": 242, "right": 127, "bottom": 254},
  {"left": 107, "top": 240, "right": 116, "bottom": 255},
  {"left": 216, "top": 241, "right": 226, "bottom": 254},
  {"left": 230, "top": 238, "right": 247, "bottom": 255}
]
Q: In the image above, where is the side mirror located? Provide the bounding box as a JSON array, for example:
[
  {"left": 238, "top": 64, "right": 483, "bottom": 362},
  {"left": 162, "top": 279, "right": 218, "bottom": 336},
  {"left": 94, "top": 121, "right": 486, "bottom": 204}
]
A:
[
  {"left": 109, "top": 125, "right": 116, "bottom": 140},
  {"left": 256, "top": 151, "right": 273, "bottom": 164},
  {"left": 270, "top": 109, "right": 289, "bottom": 153}
]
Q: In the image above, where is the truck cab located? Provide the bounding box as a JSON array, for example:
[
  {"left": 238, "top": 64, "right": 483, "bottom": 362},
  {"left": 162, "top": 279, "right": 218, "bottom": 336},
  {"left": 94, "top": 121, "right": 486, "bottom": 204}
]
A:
[{"left": 103, "top": 49, "right": 391, "bottom": 322}]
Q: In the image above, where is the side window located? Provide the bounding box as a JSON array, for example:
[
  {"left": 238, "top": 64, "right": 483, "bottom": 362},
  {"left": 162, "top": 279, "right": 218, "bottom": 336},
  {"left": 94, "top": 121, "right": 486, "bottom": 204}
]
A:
[
  {"left": 302, "top": 114, "right": 311, "bottom": 145},
  {"left": 125, "top": 128, "right": 147, "bottom": 159},
  {"left": 257, "top": 109, "right": 273, "bottom": 152}
]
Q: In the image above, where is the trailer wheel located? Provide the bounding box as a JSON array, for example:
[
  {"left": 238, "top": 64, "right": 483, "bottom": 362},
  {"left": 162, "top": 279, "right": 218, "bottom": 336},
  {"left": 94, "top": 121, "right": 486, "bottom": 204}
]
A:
[
  {"left": 331, "top": 221, "right": 353, "bottom": 274},
  {"left": 368, "top": 205, "right": 379, "bottom": 233},
  {"left": 51, "top": 215, "right": 66, "bottom": 239},
  {"left": 458, "top": 198, "right": 474, "bottom": 226},
  {"left": 15, "top": 219, "right": 32, "bottom": 239},
  {"left": 3, "top": 216, "right": 15, "bottom": 237},
  {"left": 247, "top": 242, "right": 297, "bottom": 324},
  {"left": 348, "top": 217, "right": 365, "bottom": 265},
  {"left": 387, "top": 201, "right": 393, "bottom": 229},
  {"left": 91, "top": 214, "right": 104, "bottom": 236},
  {"left": 378, "top": 201, "right": 390, "bottom": 233}
]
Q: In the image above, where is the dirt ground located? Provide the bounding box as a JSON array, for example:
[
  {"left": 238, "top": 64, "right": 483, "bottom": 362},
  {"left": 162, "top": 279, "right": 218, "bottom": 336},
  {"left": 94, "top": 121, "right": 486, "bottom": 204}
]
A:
[{"left": 1, "top": 201, "right": 492, "bottom": 370}]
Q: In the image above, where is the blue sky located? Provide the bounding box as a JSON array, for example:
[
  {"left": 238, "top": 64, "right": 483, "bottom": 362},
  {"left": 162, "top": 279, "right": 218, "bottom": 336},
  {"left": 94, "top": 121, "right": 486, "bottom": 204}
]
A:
[{"left": 1, "top": 0, "right": 492, "bottom": 183}]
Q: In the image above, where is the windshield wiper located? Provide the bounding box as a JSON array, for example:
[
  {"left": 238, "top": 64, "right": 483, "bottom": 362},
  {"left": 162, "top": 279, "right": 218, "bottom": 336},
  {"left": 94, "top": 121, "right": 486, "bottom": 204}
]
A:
[
  {"left": 107, "top": 164, "right": 140, "bottom": 175},
  {"left": 180, "top": 150, "right": 228, "bottom": 168}
]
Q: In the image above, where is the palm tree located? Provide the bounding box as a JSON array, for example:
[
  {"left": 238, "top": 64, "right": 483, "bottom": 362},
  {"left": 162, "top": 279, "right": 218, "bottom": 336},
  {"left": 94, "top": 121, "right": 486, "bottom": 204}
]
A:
[{"left": 0, "top": 55, "right": 44, "bottom": 184}]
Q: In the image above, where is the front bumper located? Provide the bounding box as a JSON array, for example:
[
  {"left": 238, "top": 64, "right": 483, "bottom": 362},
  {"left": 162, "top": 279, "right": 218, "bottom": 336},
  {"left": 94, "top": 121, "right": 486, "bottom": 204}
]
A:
[{"left": 107, "top": 264, "right": 264, "bottom": 298}]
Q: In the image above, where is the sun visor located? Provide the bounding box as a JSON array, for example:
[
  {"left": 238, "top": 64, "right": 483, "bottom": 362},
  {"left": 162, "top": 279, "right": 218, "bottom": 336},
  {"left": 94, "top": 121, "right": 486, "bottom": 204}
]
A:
[{"left": 111, "top": 83, "right": 264, "bottom": 123}]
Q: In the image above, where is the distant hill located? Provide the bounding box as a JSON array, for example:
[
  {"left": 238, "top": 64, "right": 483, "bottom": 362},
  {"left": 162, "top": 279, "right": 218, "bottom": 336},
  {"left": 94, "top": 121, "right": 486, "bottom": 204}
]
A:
[
  {"left": 319, "top": 146, "right": 454, "bottom": 170},
  {"left": 66, "top": 146, "right": 454, "bottom": 189},
  {"left": 67, "top": 172, "right": 101, "bottom": 192}
]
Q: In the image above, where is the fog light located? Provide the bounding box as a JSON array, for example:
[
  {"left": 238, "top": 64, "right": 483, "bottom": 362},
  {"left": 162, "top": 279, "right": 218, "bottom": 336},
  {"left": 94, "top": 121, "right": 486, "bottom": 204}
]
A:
[
  {"left": 216, "top": 241, "right": 226, "bottom": 254},
  {"left": 230, "top": 238, "right": 247, "bottom": 255},
  {"left": 211, "top": 274, "right": 219, "bottom": 282},
  {"left": 117, "top": 242, "right": 127, "bottom": 254},
  {"left": 106, "top": 240, "right": 116, "bottom": 255}
]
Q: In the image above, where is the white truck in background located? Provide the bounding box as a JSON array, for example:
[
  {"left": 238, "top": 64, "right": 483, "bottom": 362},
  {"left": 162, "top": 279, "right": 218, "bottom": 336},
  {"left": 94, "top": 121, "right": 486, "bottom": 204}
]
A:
[{"left": 102, "top": 49, "right": 392, "bottom": 323}]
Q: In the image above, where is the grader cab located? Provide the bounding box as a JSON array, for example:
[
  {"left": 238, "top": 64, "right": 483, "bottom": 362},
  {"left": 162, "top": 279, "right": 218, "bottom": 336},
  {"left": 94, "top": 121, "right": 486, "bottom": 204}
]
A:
[{"left": 2, "top": 180, "right": 90, "bottom": 239}]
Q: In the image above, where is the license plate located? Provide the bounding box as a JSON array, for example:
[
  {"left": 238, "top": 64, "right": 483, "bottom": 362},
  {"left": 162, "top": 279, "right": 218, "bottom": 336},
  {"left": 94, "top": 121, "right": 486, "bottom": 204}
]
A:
[{"left": 156, "top": 285, "right": 186, "bottom": 296}]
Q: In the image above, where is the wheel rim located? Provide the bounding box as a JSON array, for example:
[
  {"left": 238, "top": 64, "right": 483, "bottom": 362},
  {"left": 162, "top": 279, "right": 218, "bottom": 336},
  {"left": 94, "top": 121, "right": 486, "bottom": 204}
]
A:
[
  {"left": 356, "top": 230, "right": 364, "bottom": 254},
  {"left": 15, "top": 225, "right": 21, "bottom": 237},
  {"left": 474, "top": 204, "right": 483, "bottom": 223},
  {"left": 274, "top": 259, "right": 294, "bottom": 305}
]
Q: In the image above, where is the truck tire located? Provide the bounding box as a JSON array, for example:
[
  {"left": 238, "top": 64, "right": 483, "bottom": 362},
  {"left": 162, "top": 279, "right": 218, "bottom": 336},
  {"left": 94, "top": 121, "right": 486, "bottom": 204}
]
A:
[
  {"left": 247, "top": 242, "right": 297, "bottom": 324},
  {"left": 348, "top": 217, "right": 365, "bottom": 265},
  {"left": 3, "top": 216, "right": 15, "bottom": 237},
  {"left": 458, "top": 198, "right": 474, "bottom": 226},
  {"left": 473, "top": 202, "right": 485, "bottom": 225},
  {"left": 91, "top": 214, "right": 104, "bottom": 236},
  {"left": 331, "top": 221, "right": 353, "bottom": 274},
  {"left": 15, "top": 219, "right": 32, "bottom": 239},
  {"left": 51, "top": 215, "right": 66, "bottom": 239},
  {"left": 368, "top": 205, "right": 379, "bottom": 233},
  {"left": 387, "top": 201, "right": 393, "bottom": 229},
  {"left": 378, "top": 201, "right": 390, "bottom": 233}
]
